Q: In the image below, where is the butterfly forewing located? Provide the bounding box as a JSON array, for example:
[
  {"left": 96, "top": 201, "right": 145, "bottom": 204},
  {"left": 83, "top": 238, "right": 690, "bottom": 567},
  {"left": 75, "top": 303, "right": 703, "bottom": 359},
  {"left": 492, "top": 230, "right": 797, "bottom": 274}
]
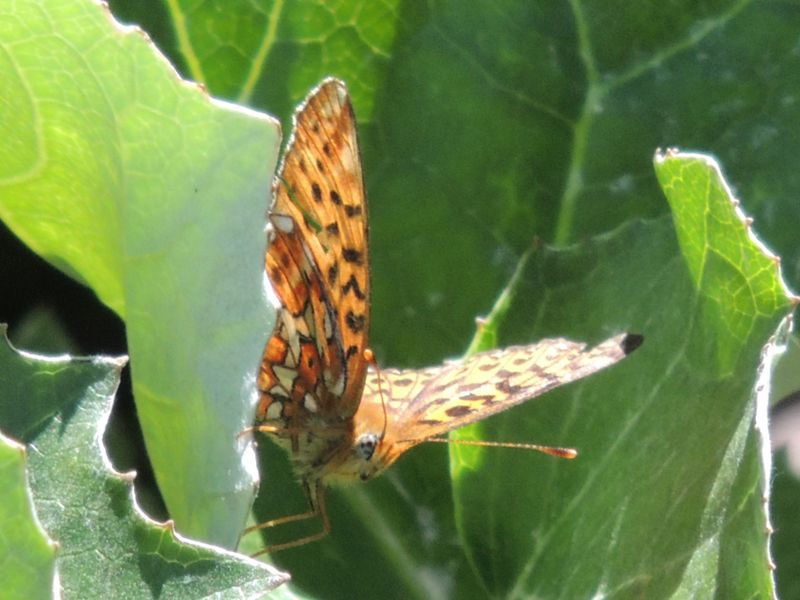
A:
[
  {"left": 258, "top": 78, "right": 370, "bottom": 429},
  {"left": 362, "top": 334, "right": 635, "bottom": 443},
  {"left": 277, "top": 80, "right": 370, "bottom": 419}
]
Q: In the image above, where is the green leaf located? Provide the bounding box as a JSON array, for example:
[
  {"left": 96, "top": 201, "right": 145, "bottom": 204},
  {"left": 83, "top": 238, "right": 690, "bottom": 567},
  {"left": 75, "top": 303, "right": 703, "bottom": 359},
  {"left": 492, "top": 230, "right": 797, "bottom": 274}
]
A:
[
  {"left": 655, "top": 151, "right": 792, "bottom": 597},
  {"left": 446, "top": 152, "right": 792, "bottom": 597},
  {"left": 773, "top": 451, "right": 800, "bottom": 600},
  {"left": 0, "top": 432, "right": 55, "bottom": 600},
  {"left": 0, "top": 328, "right": 289, "bottom": 597},
  {"left": 0, "top": 0, "right": 280, "bottom": 548},
  {"left": 153, "top": 0, "right": 400, "bottom": 111},
  {"left": 656, "top": 152, "right": 792, "bottom": 373}
]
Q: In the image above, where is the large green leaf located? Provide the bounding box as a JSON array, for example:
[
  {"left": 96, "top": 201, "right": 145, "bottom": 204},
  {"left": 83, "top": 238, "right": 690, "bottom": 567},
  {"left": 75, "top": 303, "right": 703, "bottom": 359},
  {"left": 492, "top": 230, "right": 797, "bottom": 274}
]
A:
[
  {"left": 445, "top": 152, "right": 792, "bottom": 597},
  {"left": 0, "top": 329, "right": 289, "bottom": 597},
  {"left": 0, "top": 0, "right": 280, "bottom": 548}
]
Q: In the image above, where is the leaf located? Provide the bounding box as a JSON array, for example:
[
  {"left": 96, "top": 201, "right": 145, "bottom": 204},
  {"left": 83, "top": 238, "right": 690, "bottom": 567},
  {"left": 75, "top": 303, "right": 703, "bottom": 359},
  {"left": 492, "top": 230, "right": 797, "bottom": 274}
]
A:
[
  {"left": 0, "top": 433, "right": 55, "bottom": 600},
  {"left": 0, "top": 328, "right": 289, "bottom": 597},
  {"left": 772, "top": 451, "right": 800, "bottom": 600},
  {"left": 446, "top": 152, "right": 792, "bottom": 597},
  {"left": 0, "top": 0, "right": 280, "bottom": 548}
]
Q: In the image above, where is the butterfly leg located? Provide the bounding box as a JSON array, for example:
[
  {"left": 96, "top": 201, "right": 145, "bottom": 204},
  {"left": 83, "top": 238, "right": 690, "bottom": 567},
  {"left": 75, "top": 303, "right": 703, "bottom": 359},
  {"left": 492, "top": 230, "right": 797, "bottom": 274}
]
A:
[
  {"left": 239, "top": 423, "right": 281, "bottom": 438},
  {"left": 248, "top": 479, "right": 331, "bottom": 556}
]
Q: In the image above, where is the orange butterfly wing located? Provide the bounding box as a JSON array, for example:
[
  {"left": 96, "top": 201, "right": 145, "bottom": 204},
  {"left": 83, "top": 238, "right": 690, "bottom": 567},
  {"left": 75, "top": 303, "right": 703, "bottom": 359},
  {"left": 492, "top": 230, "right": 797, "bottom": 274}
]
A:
[
  {"left": 257, "top": 79, "right": 370, "bottom": 430},
  {"left": 358, "top": 334, "right": 640, "bottom": 458}
]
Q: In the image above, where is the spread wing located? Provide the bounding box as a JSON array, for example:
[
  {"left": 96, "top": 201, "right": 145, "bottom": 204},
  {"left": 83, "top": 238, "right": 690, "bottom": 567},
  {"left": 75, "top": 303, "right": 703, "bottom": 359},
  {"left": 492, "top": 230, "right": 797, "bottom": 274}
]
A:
[
  {"left": 362, "top": 334, "right": 641, "bottom": 442},
  {"left": 257, "top": 78, "right": 370, "bottom": 426}
]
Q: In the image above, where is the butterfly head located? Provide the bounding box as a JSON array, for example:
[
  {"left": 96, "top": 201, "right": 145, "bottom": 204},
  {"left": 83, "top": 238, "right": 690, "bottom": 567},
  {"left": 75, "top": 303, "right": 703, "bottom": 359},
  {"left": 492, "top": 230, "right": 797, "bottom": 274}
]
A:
[
  {"left": 322, "top": 400, "right": 414, "bottom": 483},
  {"left": 321, "top": 431, "right": 381, "bottom": 482},
  {"left": 333, "top": 431, "right": 412, "bottom": 482},
  {"left": 352, "top": 432, "right": 381, "bottom": 480}
]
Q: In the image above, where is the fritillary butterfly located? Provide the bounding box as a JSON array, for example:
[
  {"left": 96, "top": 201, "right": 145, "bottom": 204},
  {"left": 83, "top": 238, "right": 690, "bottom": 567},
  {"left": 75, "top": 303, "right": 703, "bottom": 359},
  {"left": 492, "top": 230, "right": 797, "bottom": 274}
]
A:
[{"left": 248, "top": 78, "right": 642, "bottom": 553}]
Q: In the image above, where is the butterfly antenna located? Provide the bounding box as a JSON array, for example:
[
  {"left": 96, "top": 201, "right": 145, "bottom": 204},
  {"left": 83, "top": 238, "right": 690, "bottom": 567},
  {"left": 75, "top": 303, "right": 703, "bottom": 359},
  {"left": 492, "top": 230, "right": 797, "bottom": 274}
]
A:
[
  {"left": 364, "top": 348, "right": 388, "bottom": 441},
  {"left": 421, "top": 437, "right": 577, "bottom": 459}
]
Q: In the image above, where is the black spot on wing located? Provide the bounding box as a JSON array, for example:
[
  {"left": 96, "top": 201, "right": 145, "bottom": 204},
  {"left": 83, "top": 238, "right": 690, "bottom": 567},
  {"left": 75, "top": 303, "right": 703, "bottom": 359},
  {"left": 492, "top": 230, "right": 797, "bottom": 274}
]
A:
[
  {"left": 622, "top": 333, "right": 644, "bottom": 355},
  {"left": 495, "top": 380, "right": 525, "bottom": 395},
  {"left": 344, "top": 205, "right": 362, "bottom": 217},
  {"left": 311, "top": 182, "right": 322, "bottom": 202},
  {"left": 343, "top": 248, "right": 363, "bottom": 264},
  {"left": 342, "top": 274, "right": 366, "bottom": 300},
  {"left": 445, "top": 405, "right": 472, "bottom": 418},
  {"left": 331, "top": 190, "right": 342, "bottom": 205},
  {"left": 346, "top": 311, "right": 366, "bottom": 333},
  {"left": 459, "top": 392, "right": 495, "bottom": 403}
]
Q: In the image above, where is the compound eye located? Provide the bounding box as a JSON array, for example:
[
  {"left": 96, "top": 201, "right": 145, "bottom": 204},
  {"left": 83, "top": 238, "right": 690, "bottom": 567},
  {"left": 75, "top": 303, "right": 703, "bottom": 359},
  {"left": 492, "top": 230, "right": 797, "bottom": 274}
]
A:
[{"left": 356, "top": 433, "right": 379, "bottom": 461}]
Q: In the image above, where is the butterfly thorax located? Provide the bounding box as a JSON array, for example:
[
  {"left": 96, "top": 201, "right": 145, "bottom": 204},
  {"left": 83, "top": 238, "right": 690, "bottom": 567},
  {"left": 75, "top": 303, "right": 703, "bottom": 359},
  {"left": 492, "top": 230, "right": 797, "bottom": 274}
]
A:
[
  {"left": 263, "top": 395, "right": 415, "bottom": 486},
  {"left": 256, "top": 407, "right": 351, "bottom": 477}
]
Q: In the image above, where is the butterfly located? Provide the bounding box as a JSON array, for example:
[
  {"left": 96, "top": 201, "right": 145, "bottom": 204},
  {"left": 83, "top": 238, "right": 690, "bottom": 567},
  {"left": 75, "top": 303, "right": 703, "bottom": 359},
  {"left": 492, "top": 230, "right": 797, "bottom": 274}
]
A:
[{"left": 247, "top": 78, "right": 642, "bottom": 554}]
